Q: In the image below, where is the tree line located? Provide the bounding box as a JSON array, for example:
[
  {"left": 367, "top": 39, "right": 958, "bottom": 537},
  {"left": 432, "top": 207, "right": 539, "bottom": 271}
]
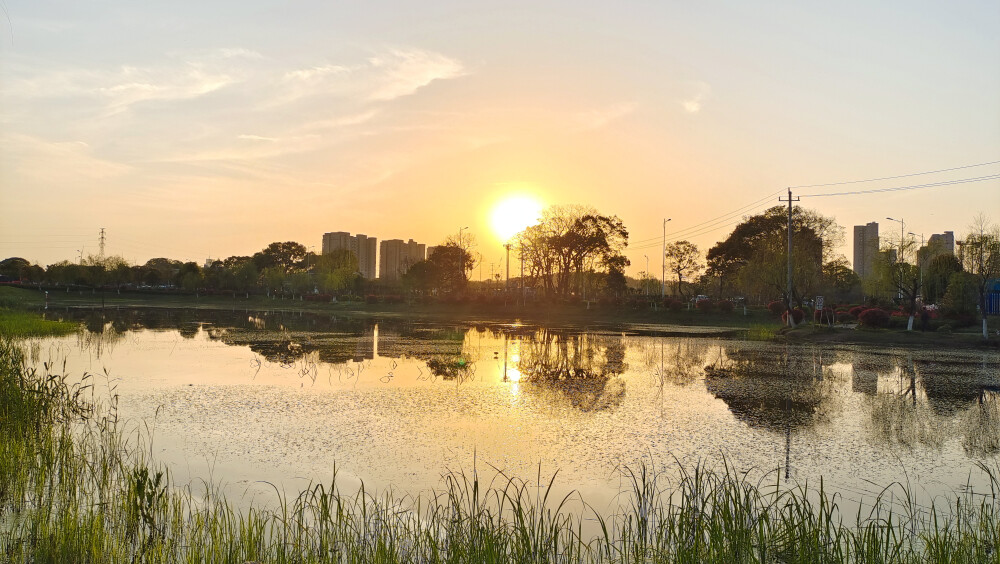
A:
[{"left": 1, "top": 207, "right": 997, "bottom": 331}]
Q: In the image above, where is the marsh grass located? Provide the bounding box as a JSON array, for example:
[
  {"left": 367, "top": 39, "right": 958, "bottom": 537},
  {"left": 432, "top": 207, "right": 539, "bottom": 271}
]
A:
[
  {"left": 0, "top": 308, "right": 78, "bottom": 338},
  {"left": 746, "top": 324, "right": 778, "bottom": 341},
  {"left": 2, "top": 336, "right": 999, "bottom": 563}
]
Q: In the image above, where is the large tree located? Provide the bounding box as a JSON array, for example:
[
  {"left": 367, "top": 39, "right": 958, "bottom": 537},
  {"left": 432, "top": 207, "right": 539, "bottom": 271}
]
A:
[
  {"left": 664, "top": 241, "right": 703, "bottom": 300},
  {"left": 515, "top": 205, "right": 628, "bottom": 297},
  {"left": 252, "top": 242, "right": 308, "bottom": 272},
  {"left": 707, "top": 206, "right": 834, "bottom": 317},
  {"left": 427, "top": 243, "right": 475, "bottom": 294},
  {"left": 958, "top": 216, "right": 1000, "bottom": 339}
]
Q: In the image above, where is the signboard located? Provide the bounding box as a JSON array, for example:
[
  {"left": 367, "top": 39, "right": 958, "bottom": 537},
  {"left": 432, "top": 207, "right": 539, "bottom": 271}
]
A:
[{"left": 815, "top": 296, "right": 824, "bottom": 311}]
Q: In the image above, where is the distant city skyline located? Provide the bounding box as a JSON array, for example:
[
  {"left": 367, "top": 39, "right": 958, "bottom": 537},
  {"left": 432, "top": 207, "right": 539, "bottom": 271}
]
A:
[{"left": 1, "top": 0, "right": 998, "bottom": 272}]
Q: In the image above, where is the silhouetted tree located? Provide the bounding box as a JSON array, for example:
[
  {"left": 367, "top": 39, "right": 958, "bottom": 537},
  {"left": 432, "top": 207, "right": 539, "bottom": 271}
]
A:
[
  {"left": 427, "top": 244, "right": 474, "bottom": 294},
  {"left": 253, "top": 242, "right": 307, "bottom": 273},
  {"left": 515, "top": 205, "right": 628, "bottom": 297},
  {"left": 664, "top": 240, "right": 702, "bottom": 300}
]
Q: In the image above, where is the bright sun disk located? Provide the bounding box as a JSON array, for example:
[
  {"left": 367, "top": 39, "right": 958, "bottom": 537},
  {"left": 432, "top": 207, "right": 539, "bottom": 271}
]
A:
[{"left": 491, "top": 196, "right": 543, "bottom": 241}]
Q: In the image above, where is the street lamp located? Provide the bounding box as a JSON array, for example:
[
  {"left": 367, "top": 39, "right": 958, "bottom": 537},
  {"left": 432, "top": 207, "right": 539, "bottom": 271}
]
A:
[{"left": 661, "top": 218, "right": 672, "bottom": 298}]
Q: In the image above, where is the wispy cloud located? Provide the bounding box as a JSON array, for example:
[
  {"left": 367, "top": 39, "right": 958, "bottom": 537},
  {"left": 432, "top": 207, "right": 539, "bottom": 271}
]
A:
[
  {"left": 575, "top": 102, "right": 637, "bottom": 130},
  {"left": 680, "top": 81, "right": 711, "bottom": 114},
  {"left": 278, "top": 48, "right": 465, "bottom": 105},
  {"left": 366, "top": 48, "right": 465, "bottom": 101},
  {"left": 1, "top": 133, "right": 131, "bottom": 182}
]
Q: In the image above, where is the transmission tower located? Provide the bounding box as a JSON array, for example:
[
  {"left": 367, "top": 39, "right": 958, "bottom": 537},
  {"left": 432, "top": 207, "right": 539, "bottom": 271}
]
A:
[{"left": 99, "top": 228, "right": 106, "bottom": 259}]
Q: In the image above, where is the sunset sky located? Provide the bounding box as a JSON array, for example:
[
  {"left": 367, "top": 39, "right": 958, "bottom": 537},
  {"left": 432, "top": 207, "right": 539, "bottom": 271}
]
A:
[{"left": 2, "top": 0, "right": 998, "bottom": 277}]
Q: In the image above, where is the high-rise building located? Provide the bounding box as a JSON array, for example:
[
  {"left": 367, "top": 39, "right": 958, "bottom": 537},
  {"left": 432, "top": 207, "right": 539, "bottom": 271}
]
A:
[
  {"left": 379, "top": 238, "right": 425, "bottom": 281},
  {"left": 853, "top": 222, "right": 879, "bottom": 279},
  {"left": 917, "top": 231, "right": 955, "bottom": 270},
  {"left": 321, "top": 232, "right": 377, "bottom": 279},
  {"left": 927, "top": 231, "right": 955, "bottom": 255}
]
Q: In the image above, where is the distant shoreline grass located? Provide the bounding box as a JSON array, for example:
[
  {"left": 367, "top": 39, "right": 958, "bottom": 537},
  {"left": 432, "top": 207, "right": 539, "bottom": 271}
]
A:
[
  {"left": 2, "top": 336, "right": 1000, "bottom": 562},
  {"left": 0, "top": 308, "right": 78, "bottom": 338}
]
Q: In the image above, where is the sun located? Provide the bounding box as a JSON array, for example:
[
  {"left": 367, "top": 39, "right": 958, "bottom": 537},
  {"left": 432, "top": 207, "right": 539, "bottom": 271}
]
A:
[{"left": 491, "top": 196, "right": 543, "bottom": 241}]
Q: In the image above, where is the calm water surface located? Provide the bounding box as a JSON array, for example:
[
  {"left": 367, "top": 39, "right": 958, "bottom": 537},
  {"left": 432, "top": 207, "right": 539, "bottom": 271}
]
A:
[{"left": 30, "top": 307, "right": 1000, "bottom": 515}]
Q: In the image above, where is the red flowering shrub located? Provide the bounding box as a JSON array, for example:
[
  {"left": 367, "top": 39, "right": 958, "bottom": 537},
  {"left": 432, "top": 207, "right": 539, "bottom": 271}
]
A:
[
  {"left": 716, "top": 300, "right": 734, "bottom": 313},
  {"left": 781, "top": 308, "right": 805, "bottom": 324},
  {"left": 365, "top": 294, "right": 379, "bottom": 304},
  {"left": 849, "top": 306, "right": 866, "bottom": 318},
  {"left": 767, "top": 300, "right": 786, "bottom": 315},
  {"left": 668, "top": 299, "right": 684, "bottom": 311},
  {"left": 857, "top": 308, "right": 890, "bottom": 328},
  {"left": 696, "top": 299, "right": 715, "bottom": 312},
  {"left": 836, "top": 312, "right": 854, "bottom": 323}
]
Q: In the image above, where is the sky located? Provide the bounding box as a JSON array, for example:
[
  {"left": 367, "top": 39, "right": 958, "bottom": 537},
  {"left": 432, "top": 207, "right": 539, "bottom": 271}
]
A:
[{"left": 1, "top": 0, "right": 998, "bottom": 277}]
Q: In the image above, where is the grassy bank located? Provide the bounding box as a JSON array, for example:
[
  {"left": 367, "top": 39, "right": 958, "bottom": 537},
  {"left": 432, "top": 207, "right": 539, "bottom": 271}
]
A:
[
  {"left": 0, "top": 286, "right": 768, "bottom": 330},
  {"left": 2, "top": 337, "right": 999, "bottom": 562},
  {"left": 0, "top": 287, "right": 78, "bottom": 338}
]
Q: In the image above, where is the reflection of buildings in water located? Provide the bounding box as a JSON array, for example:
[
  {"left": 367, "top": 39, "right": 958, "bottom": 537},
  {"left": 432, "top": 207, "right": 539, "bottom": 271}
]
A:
[{"left": 353, "top": 325, "right": 375, "bottom": 362}]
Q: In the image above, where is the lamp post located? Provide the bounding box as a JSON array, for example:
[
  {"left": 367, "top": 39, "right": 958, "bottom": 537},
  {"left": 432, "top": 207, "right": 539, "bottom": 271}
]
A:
[{"left": 661, "top": 218, "right": 672, "bottom": 298}]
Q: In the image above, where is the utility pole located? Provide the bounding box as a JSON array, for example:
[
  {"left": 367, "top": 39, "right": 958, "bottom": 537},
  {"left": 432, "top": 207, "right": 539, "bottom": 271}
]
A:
[
  {"left": 661, "top": 218, "right": 671, "bottom": 298},
  {"left": 644, "top": 254, "right": 649, "bottom": 297},
  {"left": 779, "top": 189, "right": 799, "bottom": 326},
  {"left": 505, "top": 243, "right": 510, "bottom": 295},
  {"left": 98, "top": 228, "right": 106, "bottom": 259}
]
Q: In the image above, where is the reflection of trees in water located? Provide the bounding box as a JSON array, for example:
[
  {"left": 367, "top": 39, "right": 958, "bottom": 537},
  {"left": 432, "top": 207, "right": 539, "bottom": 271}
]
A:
[
  {"left": 514, "top": 329, "right": 628, "bottom": 412},
  {"left": 635, "top": 338, "right": 711, "bottom": 386},
  {"left": 866, "top": 393, "right": 946, "bottom": 450},
  {"left": 863, "top": 354, "right": 1000, "bottom": 451},
  {"left": 76, "top": 314, "right": 127, "bottom": 358},
  {"left": 962, "top": 390, "right": 1000, "bottom": 456},
  {"left": 916, "top": 356, "right": 999, "bottom": 415},
  {"left": 704, "top": 344, "right": 830, "bottom": 433}
]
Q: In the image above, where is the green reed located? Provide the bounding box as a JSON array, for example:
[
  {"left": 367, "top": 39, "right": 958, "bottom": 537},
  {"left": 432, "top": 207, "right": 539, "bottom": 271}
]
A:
[{"left": 2, "top": 335, "right": 999, "bottom": 563}]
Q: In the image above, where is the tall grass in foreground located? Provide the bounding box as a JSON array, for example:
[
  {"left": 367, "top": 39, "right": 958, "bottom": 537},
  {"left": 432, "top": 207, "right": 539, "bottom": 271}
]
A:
[{"left": 2, "top": 336, "right": 999, "bottom": 563}]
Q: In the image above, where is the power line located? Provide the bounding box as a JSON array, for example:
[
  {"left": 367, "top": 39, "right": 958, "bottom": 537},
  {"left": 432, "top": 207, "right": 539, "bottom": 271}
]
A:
[
  {"left": 788, "top": 160, "right": 1000, "bottom": 189},
  {"left": 800, "top": 174, "right": 1000, "bottom": 198},
  {"left": 629, "top": 190, "right": 783, "bottom": 250}
]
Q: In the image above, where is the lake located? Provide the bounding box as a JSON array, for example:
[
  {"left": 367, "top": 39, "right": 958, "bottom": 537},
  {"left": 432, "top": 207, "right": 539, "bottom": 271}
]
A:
[{"left": 30, "top": 306, "right": 1000, "bottom": 517}]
